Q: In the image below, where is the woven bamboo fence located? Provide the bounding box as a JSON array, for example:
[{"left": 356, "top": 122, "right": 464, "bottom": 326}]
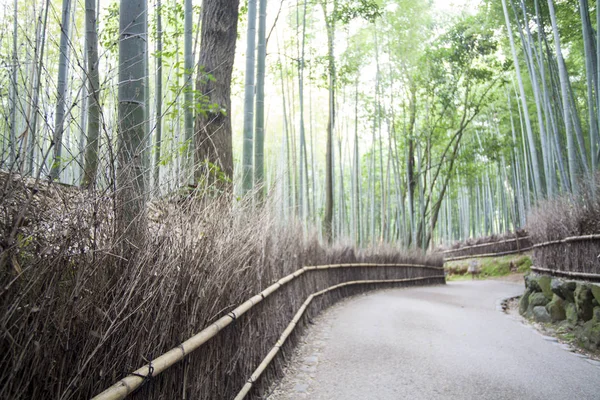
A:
[
  {"left": 530, "top": 235, "right": 600, "bottom": 282},
  {"left": 93, "top": 263, "right": 445, "bottom": 400},
  {"left": 442, "top": 236, "right": 532, "bottom": 261}
]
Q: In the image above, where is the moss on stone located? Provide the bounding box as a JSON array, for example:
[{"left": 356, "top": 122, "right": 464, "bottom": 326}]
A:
[
  {"left": 551, "top": 279, "right": 576, "bottom": 302},
  {"left": 546, "top": 294, "right": 566, "bottom": 322},
  {"left": 519, "top": 289, "right": 532, "bottom": 315},
  {"left": 532, "top": 306, "right": 551, "bottom": 323},
  {"left": 591, "top": 284, "right": 600, "bottom": 305},
  {"left": 528, "top": 292, "right": 549, "bottom": 317},
  {"left": 575, "top": 284, "right": 595, "bottom": 322},
  {"left": 538, "top": 275, "right": 552, "bottom": 300},
  {"left": 565, "top": 302, "right": 578, "bottom": 325},
  {"left": 578, "top": 319, "right": 600, "bottom": 351}
]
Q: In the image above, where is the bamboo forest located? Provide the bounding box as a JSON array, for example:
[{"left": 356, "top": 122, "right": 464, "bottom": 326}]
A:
[
  {"left": 2, "top": 0, "right": 600, "bottom": 399},
  {"left": 3, "top": 0, "right": 599, "bottom": 248}
]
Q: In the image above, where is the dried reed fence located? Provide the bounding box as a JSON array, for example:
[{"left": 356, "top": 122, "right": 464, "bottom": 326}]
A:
[
  {"left": 441, "top": 233, "right": 532, "bottom": 261},
  {"left": 528, "top": 235, "right": 600, "bottom": 281},
  {"left": 94, "top": 264, "right": 444, "bottom": 400},
  {"left": 526, "top": 179, "right": 600, "bottom": 281},
  {"left": 0, "top": 173, "right": 443, "bottom": 400}
]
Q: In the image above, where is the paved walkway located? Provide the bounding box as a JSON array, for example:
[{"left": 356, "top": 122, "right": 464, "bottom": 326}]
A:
[{"left": 268, "top": 280, "right": 600, "bottom": 400}]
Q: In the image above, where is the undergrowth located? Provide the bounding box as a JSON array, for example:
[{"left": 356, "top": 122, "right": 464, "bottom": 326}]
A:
[
  {"left": 527, "top": 176, "right": 600, "bottom": 275},
  {"left": 445, "top": 253, "right": 532, "bottom": 280},
  {"left": 0, "top": 172, "right": 443, "bottom": 399},
  {"left": 527, "top": 176, "right": 600, "bottom": 242}
]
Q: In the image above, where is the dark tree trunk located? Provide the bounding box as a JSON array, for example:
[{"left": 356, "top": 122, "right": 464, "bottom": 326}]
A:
[
  {"left": 322, "top": 4, "right": 336, "bottom": 242},
  {"left": 82, "top": 0, "right": 101, "bottom": 187},
  {"left": 407, "top": 86, "right": 417, "bottom": 246},
  {"left": 194, "top": 0, "right": 239, "bottom": 185},
  {"left": 117, "top": 0, "right": 148, "bottom": 247}
]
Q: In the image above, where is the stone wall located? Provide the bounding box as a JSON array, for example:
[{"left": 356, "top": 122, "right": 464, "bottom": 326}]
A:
[{"left": 519, "top": 273, "right": 600, "bottom": 351}]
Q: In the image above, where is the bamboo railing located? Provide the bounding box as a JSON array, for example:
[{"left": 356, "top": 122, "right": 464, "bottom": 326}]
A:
[
  {"left": 92, "top": 263, "right": 444, "bottom": 400},
  {"left": 530, "top": 234, "right": 600, "bottom": 248},
  {"left": 443, "top": 234, "right": 600, "bottom": 280},
  {"left": 529, "top": 234, "right": 600, "bottom": 281},
  {"left": 530, "top": 266, "right": 600, "bottom": 281},
  {"left": 441, "top": 237, "right": 532, "bottom": 262},
  {"left": 442, "top": 236, "right": 532, "bottom": 262},
  {"left": 441, "top": 236, "right": 531, "bottom": 255},
  {"left": 444, "top": 247, "right": 533, "bottom": 262}
]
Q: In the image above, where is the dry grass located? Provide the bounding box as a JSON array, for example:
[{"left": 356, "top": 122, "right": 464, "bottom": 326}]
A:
[
  {"left": 527, "top": 178, "right": 600, "bottom": 276},
  {"left": 0, "top": 172, "right": 442, "bottom": 399}
]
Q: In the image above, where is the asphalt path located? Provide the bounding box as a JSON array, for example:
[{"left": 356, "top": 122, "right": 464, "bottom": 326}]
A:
[{"left": 269, "top": 280, "right": 600, "bottom": 400}]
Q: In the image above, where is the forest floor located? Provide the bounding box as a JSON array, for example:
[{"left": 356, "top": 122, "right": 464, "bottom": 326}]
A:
[{"left": 444, "top": 252, "right": 532, "bottom": 281}]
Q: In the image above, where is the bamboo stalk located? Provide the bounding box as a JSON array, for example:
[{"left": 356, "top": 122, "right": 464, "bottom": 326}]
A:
[
  {"left": 92, "top": 263, "right": 442, "bottom": 400},
  {"left": 233, "top": 275, "right": 444, "bottom": 400}
]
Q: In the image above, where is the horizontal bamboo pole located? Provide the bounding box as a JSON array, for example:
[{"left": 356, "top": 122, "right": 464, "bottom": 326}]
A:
[
  {"left": 531, "top": 266, "right": 600, "bottom": 281},
  {"left": 444, "top": 247, "right": 533, "bottom": 262},
  {"left": 531, "top": 234, "right": 600, "bottom": 248},
  {"left": 92, "top": 263, "right": 442, "bottom": 400},
  {"left": 444, "top": 234, "right": 600, "bottom": 262},
  {"left": 233, "top": 275, "right": 445, "bottom": 400},
  {"left": 305, "top": 263, "right": 443, "bottom": 271},
  {"left": 441, "top": 237, "right": 530, "bottom": 254}
]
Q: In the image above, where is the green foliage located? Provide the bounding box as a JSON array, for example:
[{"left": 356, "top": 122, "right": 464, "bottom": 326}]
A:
[
  {"left": 335, "top": 0, "right": 381, "bottom": 23},
  {"left": 99, "top": 1, "right": 120, "bottom": 53}
]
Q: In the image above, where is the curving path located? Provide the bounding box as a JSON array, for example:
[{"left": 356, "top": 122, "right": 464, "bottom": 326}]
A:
[{"left": 268, "top": 280, "right": 600, "bottom": 400}]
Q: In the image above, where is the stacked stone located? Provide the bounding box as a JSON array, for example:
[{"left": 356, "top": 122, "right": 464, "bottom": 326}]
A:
[{"left": 518, "top": 273, "right": 600, "bottom": 351}]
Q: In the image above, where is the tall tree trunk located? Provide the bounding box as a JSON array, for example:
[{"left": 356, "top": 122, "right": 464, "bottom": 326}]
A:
[
  {"left": 513, "top": 0, "right": 552, "bottom": 195},
  {"left": 19, "top": 2, "right": 44, "bottom": 175},
  {"left": 78, "top": 46, "right": 87, "bottom": 184},
  {"left": 597, "top": 0, "right": 600, "bottom": 165},
  {"left": 322, "top": 0, "right": 336, "bottom": 242},
  {"left": 547, "top": 0, "right": 578, "bottom": 192},
  {"left": 502, "top": 0, "right": 543, "bottom": 197},
  {"left": 352, "top": 78, "right": 361, "bottom": 245},
  {"left": 82, "top": 0, "right": 101, "bottom": 187},
  {"left": 117, "top": 0, "right": 148, "bottom": 242},
  {"left": 579, "top": 0, "right": 599, "bottom": 173},
  {"left": 26, "top": 0, "right": 49, "bottom": 175},
  {"left": 242, "top": 0, "right": 257, "bottom": 193},
  {"left": 309, "top": 74, "right": 317, "bottom": 223},
  {"left": 184, "top": 0, "right": 194, "bottom": 179},
  {"left": 8, "top": 0, "right": 18, "bottom": 168},
  {"left": 50, "top": 0, "right": 72, "bottom": 180},
  {"left": 153, "top": 0, "right": 163, "bottom": 189},
  {"left": 297, "top": 0, "right": 308, "bottom": 217},
  {"left": 407, "top": 86, "right": 417, "bottom": 246},
  {"left": 144, "top": 4, "right": 151, "bottom": 179},
  {"left": 194, "top": 0, "right": 239, "bottom": 184},
  {"left": 254, "top": 0, "right": 267, "bottom": 198},
  {"left": 277, "top": 35, "right": 293, "bottom": 211}
]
